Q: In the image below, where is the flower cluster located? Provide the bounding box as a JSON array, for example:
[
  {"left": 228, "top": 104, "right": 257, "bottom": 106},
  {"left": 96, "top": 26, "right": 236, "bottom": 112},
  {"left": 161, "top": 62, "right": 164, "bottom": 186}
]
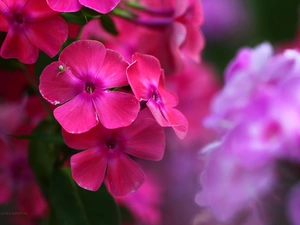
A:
[
  {"left": 196, "top": 43, "right": 300, "bottom": 224},
  {"left": 39, "top": 39, "right": 188, "bottom": 196}
]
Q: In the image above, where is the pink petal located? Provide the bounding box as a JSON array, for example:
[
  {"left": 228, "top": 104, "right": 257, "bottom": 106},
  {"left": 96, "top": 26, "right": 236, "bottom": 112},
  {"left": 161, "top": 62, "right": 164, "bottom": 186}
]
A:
[
  {"left": 99, "top": 49, "right": 129, "bottom": 88},
  {"left": 39, "top": 61, "right": 83, "bottom": 105},
  {"left": 46, "top": 0, "right": 82, "bottom": 12},
  {"left": 0, "top": 27, "right": 38, "bottom": 64},
  {"left": 180, "top": 22, "right": 204, "bottom": 63},
  {"left": 0, "top": 172, "right": 12, "bottom": 204},
  {"left": 71, "top": 147, "right": 109, "bottom": 191},
  {"left": 158, "top": 79, "right": 178, "bottom": 107},
  {"left": 62, "top": 124, "right": 107, "bottom": 150},
  {"left": 122, "top": 109, "right": 165, "bottom": 161},
  {"left": 54, "top": 93, "right": 98, "bottom": 133},
  {"left": 59, "top": 40, "right": 106, "bottom": 81},
  {"left": 23, "top": 0, "right": 57, "bottom": 19},
  {"left": 79, "top": 0, "right": 120, "bottom": 13},
  {"left": 127, "top": 53, "right": 162, "bottom": 100},
  {"left": 164, "top": 106, "right": 188, "bottom": 139},
  {"left": 1, "top": 0, "right": 27, "bottom": 9},
  {"left": 93, "top": 91, "right": 139, "bottom": 129},
  {"left": 24, "top": 16, "right": 68, "bottom": 57},
  {"left": 105, "top": 150, "right": 145, "bottom": 196},
  {"left": 147, "top": 100, "right": 188, "bottom": 139},
  {"left": 16, "top": 182, "right": 48, "bottom": 217},
  {"left": 0, "top": 2, "right": 10, "bottom": 31},
  {"left": 147, "top": 99, "right": 169, "bottom": 127}
]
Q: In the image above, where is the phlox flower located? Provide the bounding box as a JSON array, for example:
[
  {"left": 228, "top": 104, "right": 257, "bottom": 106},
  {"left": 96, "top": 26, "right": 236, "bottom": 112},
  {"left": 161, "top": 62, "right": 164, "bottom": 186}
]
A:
[
  {"left": 80, "top": 0, "right": 204, "bottom": 74},
  {"left": 0, "top": 0, "right": 68, "bottom": 64},
  {"left": 195, "top": 142, "right": 274, "bottom": 222},
  {"left": 197, "top": 43, "right": 300, "bottom": 223},
  {"left": 39, "top": 40, "right": 140, "bottom": 134},
  {"left": 0, "top": 102, "right": 48, "bottom": 222},
  {"left": 62, "top": 109, "right": 165, "bottom": 197},
  {"left": 115, "top": 175, "right": 162, "bottom": 225},
  {"left": 126, "top": 53, "right": 188, "bottom": 139},
  {"left": 46, "top": 0, "right": 120, "bottom": 13}
]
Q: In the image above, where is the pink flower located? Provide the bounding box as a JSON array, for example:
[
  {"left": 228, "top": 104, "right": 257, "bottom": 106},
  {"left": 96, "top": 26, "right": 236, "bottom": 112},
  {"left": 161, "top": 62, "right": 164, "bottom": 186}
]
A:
[
  {"left": 46, "top": 0, "right": 120, "bottom": 13},
  {"left": 39, "top": 40, "right": 140, "bottom": 134},
  {"left": 115, "top": 175, "right": 162, "bottom": 225},
  {"left": 62, "top": 109, "right": 165, "bottom": 197},
  {"left": 80, "top": 0, "right": 204, "bottom": 74},
  {"left": 0, "top": 0, "right": 68, "bottom": 64},
  {"left": 126, "top": 52, "right": 188, "bottom": 139}
]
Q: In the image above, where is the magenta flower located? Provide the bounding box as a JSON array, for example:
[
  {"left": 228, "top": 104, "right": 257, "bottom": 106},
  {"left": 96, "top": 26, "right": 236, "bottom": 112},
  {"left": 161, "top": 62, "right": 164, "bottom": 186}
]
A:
[
  {"left": 126, "top": 53, "right": 188, "bottom": 139},
  {"left": 39, "top": 40, "right": 140, "bottom": 134},
  {"left": 62, "top": 109, "right": 165, "bottom": 197},
  {"left": 0, "top": 0, "right": 68, "bottom": 64},
  {"left": 46, "top": 0, "right": 120, "bottom": 13}
]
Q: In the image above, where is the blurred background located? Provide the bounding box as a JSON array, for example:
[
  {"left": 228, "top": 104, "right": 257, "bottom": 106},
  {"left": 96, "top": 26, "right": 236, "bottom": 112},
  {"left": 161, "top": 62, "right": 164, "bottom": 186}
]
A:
[{"left": 1, "top": 0, "right": 300, "bottom": 225}]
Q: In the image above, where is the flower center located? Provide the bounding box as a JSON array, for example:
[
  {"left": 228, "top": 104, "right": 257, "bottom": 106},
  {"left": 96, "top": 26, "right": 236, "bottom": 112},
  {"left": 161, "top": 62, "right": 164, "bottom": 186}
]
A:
[
  {"left": 85, "top": 82, "right": 95, "bottom": 94},
  {"left": 13, "top": 13, "right": 23, "bottom": 24},
  {"left": 152, "top": 89, "right": 162, "bottom": 102},
  {"left": 106, "top": 139, "right": 117, "bottom": 150}
]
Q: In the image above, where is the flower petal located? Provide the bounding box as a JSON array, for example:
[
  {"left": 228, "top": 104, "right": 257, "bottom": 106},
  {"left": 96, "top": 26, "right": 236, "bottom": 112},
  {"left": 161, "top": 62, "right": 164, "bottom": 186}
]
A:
[
  {"left": 0, "top": 2, "right": 10, "bottom": 31},
  {"left": 46, "top": 0, "right": 82, "bottom": 12},
  {"left": 0, "top": 27, "right": 38, "bottom": 64},
  {"left": 24, "top": 16, "right": 68, "bottom": 57},
  {"left": 123, "top": 109, "right": 165, "bottom": 161},
  {"left": 79, "top": 0, "right": 120, "bottom": 13},
  {"left": 62, "top": 124, "right": 107, "bottom": 150},
  {"left": 93, "top": 91, "right": 139, "bottom": 129},
  {"left": 127, "top": 53, "right": 162, "bottom": 100},
  {"left": 54, "top": 93, "right": 98, "bottom": 133},
  {"left": 164, "top": 105, "right": 188, "bottom": 139},
  {"left": 147, "top": 100, "right": 188, "bottom": 139},
  {"left": 99, "top": 49, "right": 129, "bottom": 88},
  {"left": 71, "top": 147, "right": 109, "bottom": 191},
  {"left": 39, "top": 61, "right": 83, "bottom": 105},
  {"left": 59, "top": 40, "right": 106, "bottom": 81},
  {"left": 105, "top": 150, "right": 145, "bottom": 196},
  {"left": 23, "top": 0, "right": 57, "bottom": 19}
]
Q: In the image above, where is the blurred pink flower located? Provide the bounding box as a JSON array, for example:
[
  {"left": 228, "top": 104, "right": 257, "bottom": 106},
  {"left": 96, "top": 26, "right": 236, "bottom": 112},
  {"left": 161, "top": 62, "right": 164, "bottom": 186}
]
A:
[
  {"left": 46, "top": 0, "right": 120, "bottom": 13},
  {"left": 196, "top": 142, "right": 274, "bottom": 222},
  {"left": 39, "top": 40, "right": 140, "bottom": 134},
  {"left": 116, "top": 175, "right": 162, "bottom": 225},
  {"left": 127, "top": 52, "right": 188, "bottom": 139},
  {"left": 62, "top": 109, "right": 165, "bottom": 197},
  {"left": 80, "top": 0, "right": 204, "bottom": 74},
  {"left": 0, "top": 102, "right": 48, "bottom": 223},
  {"left": 0, "top": 0, "right": 68, "bottom": 64}
]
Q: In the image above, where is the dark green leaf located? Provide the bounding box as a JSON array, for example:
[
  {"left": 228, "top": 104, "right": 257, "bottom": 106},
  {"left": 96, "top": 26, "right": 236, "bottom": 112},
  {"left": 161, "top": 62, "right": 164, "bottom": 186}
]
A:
[
  {"left": 50, "top": 167, "right": 121, "bottom": 225},
  {"left": 29, "top": 118, "right": 62, "bottom": 196},
  {"left": 100, "top": 15, "right": 118, "bottom": 35}
]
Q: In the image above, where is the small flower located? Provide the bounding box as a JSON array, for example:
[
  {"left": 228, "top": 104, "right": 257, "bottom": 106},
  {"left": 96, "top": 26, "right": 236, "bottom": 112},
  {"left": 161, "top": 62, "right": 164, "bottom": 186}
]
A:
[
  {"left": 46, "top": 0, "right": 120, "bottom": 14},
  {"left": 126, "top": 52, "right": 188, "bottom": 139},
  {"left": 0, "top": 0, "right": 68, "bottom": 64},
  {"left": 39, "top": 40, "right": 140, "bottom": 134},
  {"left": 62, "top": 109, "right": 165, "bottom": 197}
]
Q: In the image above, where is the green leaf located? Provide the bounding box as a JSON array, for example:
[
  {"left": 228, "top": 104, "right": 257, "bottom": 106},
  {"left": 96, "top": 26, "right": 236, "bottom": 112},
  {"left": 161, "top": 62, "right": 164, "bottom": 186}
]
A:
[
  {"left": 29, "top": 118, "right": 62, "bottom": 197},
  {"left": 50, "top": 167, "right": 121, "bottom": 225},
  {"left": 100, "top": 15, "right": 118, "bottom": 35},
  {"left": 61, "top": 11, "right": 89, "bottom": 25}
]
